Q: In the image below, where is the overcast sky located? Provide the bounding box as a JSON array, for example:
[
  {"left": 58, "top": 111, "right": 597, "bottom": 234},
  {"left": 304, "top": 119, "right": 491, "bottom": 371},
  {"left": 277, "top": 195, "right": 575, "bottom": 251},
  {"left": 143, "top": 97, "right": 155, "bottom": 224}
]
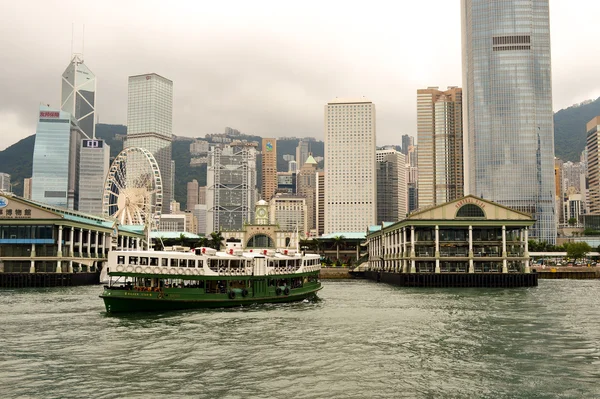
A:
[{"left": 1, "top": 0, "right": 598, "bottom": 151}]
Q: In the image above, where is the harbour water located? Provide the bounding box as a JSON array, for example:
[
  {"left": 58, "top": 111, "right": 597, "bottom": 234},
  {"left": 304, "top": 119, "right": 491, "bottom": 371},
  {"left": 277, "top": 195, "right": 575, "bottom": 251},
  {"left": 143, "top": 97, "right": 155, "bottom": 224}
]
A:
[{"left": 2, "top": 280, "right": 599, "bottom": 398}]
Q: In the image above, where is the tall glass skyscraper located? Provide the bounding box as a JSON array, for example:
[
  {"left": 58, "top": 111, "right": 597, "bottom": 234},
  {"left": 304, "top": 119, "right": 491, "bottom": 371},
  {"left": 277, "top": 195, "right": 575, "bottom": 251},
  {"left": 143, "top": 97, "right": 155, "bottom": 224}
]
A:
[
  {"left": 61, "top": 54, "right": 96, "bottom": 138},
  {"left": 462, "top": 0, "right": 556, "bottom": 243},
  {"left": 125, "top": 73, "right": 173, "bottom": 214},
  {"left": 32, "top": 106, "right": 87, "bottom": 209}
]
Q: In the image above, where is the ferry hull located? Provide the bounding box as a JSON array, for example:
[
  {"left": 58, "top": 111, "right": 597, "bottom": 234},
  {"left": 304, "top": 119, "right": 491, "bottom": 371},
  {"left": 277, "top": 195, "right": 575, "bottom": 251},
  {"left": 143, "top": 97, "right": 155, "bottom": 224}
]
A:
[{"left": 101, "top": 287, "right": 322, "bottom": 313}]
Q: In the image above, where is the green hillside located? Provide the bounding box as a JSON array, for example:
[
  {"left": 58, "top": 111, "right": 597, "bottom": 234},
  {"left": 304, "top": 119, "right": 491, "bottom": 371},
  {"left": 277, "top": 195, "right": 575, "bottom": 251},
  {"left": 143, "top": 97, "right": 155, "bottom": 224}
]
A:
[
  {"left": 0, "top": 124, "right": 325, "bottom": 210},
  {"left": 554, "top": 97, "right": 600, "bottom": 162}
]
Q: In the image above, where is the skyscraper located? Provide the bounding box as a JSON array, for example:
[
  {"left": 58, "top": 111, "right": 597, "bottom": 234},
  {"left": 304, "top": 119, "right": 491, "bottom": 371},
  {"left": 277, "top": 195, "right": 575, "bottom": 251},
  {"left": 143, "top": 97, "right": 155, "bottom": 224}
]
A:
[
  {"left": 61, "top": 54, "right": 96, "bottom": 138},
  {"left": 261, "top": 138, "right": 277, "bottom": 201},
  {"left": 316, "top": 171, "right": 325, "bottom": 237},
  {"left": 376, "top": 149, "right": 407, "bottom": 222},
  {"left": 187, "top": 179, "right": 199, "bottom": 211},
  {"left": 462, "top": 0, "right": 556, "bottom": 243},
  {"left": 23, "top": 178, "right": 32, "bottom": 199},
  {"left": 586, "top": 116, "right": 600, "bottom": 214},
  {"left": 78, "top": 138, "right": 110, "bottom": 215},
  {"left": 296, "top": 139, "right": 310, "bottom": 165},
  {"left": 325, "top": 98, "right": 376, "bottom": 233},
  {"left": 207, "top": 143, "right": 257, "bottom": 232},
  {"left": 297, "top": 155, "right": 318, "bottom": 235},
  {"left": 0, "top": 173, "right": 10, "bottom": 192},
  {"left": 401, "top": 135, "right": 413, "bottom": 156},
  {"left": 32, "top": 106, "right": 87, "bottom": 209},
  {"left": 417, "top": 86, "right": 463, "bottom": 208},
  {"left": 125, "top": 73, "right": 173, "bottom": 214}
]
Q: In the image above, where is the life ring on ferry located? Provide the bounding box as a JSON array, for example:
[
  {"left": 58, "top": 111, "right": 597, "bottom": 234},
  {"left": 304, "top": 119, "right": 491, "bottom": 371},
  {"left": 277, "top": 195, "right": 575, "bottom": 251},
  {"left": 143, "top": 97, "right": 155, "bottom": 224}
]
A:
[
  {"left": 116, "top": 265, "right": 124, "bottom": 272},
  {"left": 126, "top": 266, "right": 134, "bottom": 273},
  {"left": 134, "top": 266, "right": 142, "bottom": 273},
  {"left": 242, "top": 289, "right": 249, "bottom": 297},
  {"left": 169, "top": 268, "right": 177, "bottom": 275},
  {"left": 228, "top": 291, "right": 236, "bottom": 299},
  {"left": 178, "top": 268, "right": 185, "bottom": 275},
  {"left": 185, "top": 269, "right": 192, "bottom": 275},
  {"left": 284, "top": 287, "right": 290, "bottom": 296},
  {"left": 192, "top": 269, "right": 199, "bottom": 276},
  {"left": 143, "top": 267, "right": 152, "bottom": 274},
  {"left": 276, "top": 287, "right": 282, "bottom": 296}
]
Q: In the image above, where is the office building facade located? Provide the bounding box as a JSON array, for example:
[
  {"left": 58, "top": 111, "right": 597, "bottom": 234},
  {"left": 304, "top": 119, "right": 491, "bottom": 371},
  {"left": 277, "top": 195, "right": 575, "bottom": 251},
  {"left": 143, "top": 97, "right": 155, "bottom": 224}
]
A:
[
  {"left": 376, "top": 149, "right": 407, "bottom": 223},
  {"left": 187, "top": 179, "right": 199, "bottom": 211},
  {"left": 23, "top": 178, "right": 32, "bottom": 199},
  {"left": 78, "top": 139, "right": 110, "bottom": 215},
  {"left": 296, "top": 155, "right": 318, "bottom": 235},
  {"left": 261, "top": 138, "right": 277, "bottom": 201},
  {"left": 417, "top": 87, "right": 464, "bottom": 208},
  {"left": 32, "top": 106, "right": 87, "bottom": 210},
  {"left": 125, "top": 73, "right": 173, "bottom": 214},
  {"left": 462, "top": 0, "right": 556, "bottom": 243},
  {"left": 587, "top": 117, "right": 600, "bottom": 214},
  {"left": 325, "top": 98, "right": 376, "bottom": 233},
  {"left": 0, "top": 173, "right": 10, "bottom": 192},
  {"left": 206, "top": 144, "right": 257, "bottom": 232}
]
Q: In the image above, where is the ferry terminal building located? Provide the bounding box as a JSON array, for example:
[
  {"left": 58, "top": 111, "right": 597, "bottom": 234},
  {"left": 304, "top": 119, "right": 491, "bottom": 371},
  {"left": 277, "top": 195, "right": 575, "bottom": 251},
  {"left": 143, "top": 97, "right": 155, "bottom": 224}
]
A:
[
  {"left": 0, "top": 193, "right": 144, "bottom": 282},
  {"left": 367, "top": 195, "right": 535, "bottom": 274}
]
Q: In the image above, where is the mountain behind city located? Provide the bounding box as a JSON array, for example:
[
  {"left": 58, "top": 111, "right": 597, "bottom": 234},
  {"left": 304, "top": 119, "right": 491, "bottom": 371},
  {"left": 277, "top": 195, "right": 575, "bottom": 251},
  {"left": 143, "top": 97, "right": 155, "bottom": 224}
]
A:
[
  {"left": 0, "top": 125, "right": 324, "bottom": 210},
  {"left": 1, "top": 96, "right": 599, "bottom": 207}
]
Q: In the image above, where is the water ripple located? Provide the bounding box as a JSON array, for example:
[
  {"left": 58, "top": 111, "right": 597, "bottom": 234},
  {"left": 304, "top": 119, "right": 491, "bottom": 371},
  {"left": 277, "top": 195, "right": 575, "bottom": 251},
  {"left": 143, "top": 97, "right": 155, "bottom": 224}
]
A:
[{"left": 1, "top": 280, "right": 600, "bottom": 398}]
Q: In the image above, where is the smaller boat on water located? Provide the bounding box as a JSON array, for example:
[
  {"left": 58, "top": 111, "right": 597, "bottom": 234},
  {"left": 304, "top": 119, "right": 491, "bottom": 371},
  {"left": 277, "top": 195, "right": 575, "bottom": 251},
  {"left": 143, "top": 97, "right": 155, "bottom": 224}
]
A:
[{"left": 100, "top": 246, "right": 322, "bottom": 313}]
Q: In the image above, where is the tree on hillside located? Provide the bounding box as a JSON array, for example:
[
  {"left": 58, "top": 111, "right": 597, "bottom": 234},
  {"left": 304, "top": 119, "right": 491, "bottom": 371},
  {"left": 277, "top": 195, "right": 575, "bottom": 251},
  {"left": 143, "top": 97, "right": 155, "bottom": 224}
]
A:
[{"left": 564, "top": 242, "right": 591, "bottom": 260}]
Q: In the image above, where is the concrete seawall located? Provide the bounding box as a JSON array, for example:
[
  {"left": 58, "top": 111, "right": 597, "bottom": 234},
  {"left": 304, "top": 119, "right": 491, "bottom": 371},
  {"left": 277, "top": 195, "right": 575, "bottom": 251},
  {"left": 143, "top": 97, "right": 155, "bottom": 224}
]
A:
[
  {"left": 532, "top": 266, "right": 600, "bottom": 279},
  {"left": 320, "top": 267, "right": 352, "bottom": 279}
]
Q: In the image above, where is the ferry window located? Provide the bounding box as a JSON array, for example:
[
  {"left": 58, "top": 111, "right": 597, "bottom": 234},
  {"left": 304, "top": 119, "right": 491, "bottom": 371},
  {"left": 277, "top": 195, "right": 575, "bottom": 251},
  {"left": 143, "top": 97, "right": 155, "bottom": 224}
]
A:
[
  {"left": 179, "top": 259, "right": 187, "bottom": 267},
  {"left": 117, "top": 256, "right": 125, "bottom": 264},
  {"left": 129, "top": 256, "right": 138, "bottom": 265},
  {"left": 171, "top": 259, "right": 177, "bottom": 267},
  {"left": 231, "top": 260, "right": 240, "bottom": 269},
  {"left": 140, "top": 257, "right": 148, "bottom": 265},
  {"left": 189, "top": 260, "right": 196, "bottom": 267},
  {"left": 161, "top": 258, "right": 168, "bottom": 267},
  {"left": 150, "top": 257, "right": 158, "bottom": 266}
]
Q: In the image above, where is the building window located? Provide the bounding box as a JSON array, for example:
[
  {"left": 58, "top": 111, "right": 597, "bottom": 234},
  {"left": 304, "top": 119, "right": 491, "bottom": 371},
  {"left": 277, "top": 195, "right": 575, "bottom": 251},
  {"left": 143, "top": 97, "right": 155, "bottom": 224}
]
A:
[{"left": 456, "top": 204, "right": 485, "bottom": 218}]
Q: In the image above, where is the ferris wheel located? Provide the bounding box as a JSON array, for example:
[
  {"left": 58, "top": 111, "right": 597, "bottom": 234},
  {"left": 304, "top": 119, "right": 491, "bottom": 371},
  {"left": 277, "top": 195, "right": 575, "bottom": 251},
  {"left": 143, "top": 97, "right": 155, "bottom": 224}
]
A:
[{"left": 102, "top": 147, "right": 163, "bottom": 226}]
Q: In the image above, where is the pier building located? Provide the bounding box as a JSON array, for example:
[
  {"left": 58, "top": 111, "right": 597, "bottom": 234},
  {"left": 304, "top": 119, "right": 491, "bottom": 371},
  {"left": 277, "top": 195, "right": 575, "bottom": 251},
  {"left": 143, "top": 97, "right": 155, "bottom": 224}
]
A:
[
  {"left": 366, "top": 195, "right": 535, "bottom": 285},
  {"left": 0, "top": 193, "right": 144, "bottom": 287}
]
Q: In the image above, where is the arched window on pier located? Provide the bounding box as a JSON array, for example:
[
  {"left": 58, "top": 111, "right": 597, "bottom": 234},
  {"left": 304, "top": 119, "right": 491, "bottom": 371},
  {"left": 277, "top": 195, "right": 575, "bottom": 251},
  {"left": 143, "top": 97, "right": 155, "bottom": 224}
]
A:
[{"left": 456, "top": 204, "right": 486, "bottom": 218}]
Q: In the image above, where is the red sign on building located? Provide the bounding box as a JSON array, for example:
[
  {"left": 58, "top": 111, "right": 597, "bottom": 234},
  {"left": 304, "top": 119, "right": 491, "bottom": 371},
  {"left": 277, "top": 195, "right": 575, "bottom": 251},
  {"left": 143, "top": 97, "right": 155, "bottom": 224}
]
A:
[{"left": 39, "top": 111, "right": 60, "bottom": 118}]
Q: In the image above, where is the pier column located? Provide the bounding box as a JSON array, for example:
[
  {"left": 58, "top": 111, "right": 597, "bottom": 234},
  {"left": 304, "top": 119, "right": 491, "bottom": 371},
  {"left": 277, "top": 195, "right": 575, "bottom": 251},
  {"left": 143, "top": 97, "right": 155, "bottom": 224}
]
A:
[
  {"left": 435, "top": 225, "right": 440, "bottom": 273},
  {"left": 468, "top": 225, "right": 474, "bottom": 273},
  {"left": 524, "top": 228, "right": 531, "bottom": 273},
  {"left": 30, "top": 243, "right": 36, "bottom": 273},
  {"left": 94, "top": 231, "right": 99, "bottom": 257},
  {"left": 79, "top": 228, "right": 83, "bottom": 256},
  {"left": 402, "top": 227, "right": 408, "bottom": 273},
  {"left": 410, "top": 226, "right": 416, "bottom": 273},
  {"left": 68, "top": 227, "right": 74, "bottom": 273},
  {"left": 87, "top": 230, "right": 92, "bottom": 257},
  {"left": 136, "top": 237, "right": 141, "bottom": 250},
  {"left": 57, "top": 225, "right": 63, "bottom": 257},
  {"left": 502, "top": 225, "right": 508, "bottom": 273},
  {"left": 56, "top": 226, "right": 63, "bottom": 273},
  {"left": 101, "top": 233, "right": 106, "bottom": 258}
]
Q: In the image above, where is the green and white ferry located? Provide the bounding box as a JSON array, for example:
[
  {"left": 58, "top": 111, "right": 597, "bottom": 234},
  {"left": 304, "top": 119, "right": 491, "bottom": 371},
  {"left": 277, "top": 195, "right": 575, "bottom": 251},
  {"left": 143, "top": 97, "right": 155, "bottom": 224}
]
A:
[{"left": 100, "top": 246, "right": 322, "bottom": 313}]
